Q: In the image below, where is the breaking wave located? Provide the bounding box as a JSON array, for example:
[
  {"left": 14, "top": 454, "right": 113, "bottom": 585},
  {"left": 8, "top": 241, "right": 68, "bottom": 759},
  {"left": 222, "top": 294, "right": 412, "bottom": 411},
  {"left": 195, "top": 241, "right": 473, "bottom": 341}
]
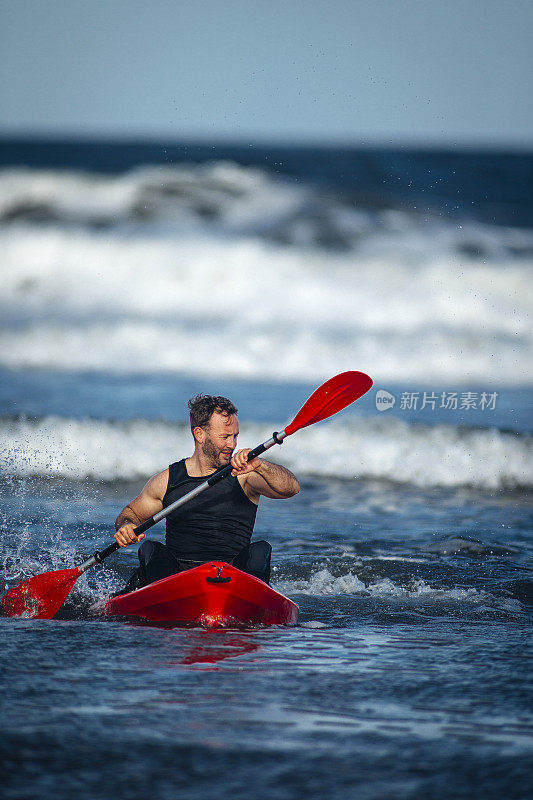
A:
[
  {"left": 1, "top": 414, "right": 531, "bottom": 489},
  {"left": 2, "top": 163, "right": 533, "bottom": 256},
  {"left": 0, "top": 227, "right": 531, "bottom": 385}
]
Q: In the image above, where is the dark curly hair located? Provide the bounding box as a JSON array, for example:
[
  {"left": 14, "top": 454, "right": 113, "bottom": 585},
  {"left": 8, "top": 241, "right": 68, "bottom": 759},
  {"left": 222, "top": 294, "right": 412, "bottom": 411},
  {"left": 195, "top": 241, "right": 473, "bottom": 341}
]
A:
[{"left": 188, "top": 394, "right": 238, "bottom": 433}]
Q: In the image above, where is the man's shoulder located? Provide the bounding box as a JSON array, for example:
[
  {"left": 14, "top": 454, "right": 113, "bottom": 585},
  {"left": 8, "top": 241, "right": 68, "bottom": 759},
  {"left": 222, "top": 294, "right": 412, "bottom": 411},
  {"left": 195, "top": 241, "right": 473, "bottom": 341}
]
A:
[{"left": 145, "top": 468, "right": 170, "bottom": 500}]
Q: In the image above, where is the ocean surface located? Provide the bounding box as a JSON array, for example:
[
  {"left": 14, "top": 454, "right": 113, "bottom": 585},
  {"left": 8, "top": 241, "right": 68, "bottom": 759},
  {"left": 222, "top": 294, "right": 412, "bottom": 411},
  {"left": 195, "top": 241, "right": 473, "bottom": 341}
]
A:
[{"left": 1, "top": 137, "right": 532, "bottom": 800}]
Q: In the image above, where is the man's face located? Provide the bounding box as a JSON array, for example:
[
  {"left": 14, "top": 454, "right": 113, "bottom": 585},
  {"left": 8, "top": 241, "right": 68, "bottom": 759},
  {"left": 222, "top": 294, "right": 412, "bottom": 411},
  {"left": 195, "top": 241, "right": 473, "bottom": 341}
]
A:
[{"left": 199, "top": 412, "right": 239, "bottom": 468}]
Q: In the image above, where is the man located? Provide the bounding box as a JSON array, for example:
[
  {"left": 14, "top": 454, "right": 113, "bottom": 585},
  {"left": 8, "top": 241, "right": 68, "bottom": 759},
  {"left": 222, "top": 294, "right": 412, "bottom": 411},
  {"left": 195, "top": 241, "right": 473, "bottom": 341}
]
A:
[{"left": 114, "top": 394, "right": 299, "bottom": 590}]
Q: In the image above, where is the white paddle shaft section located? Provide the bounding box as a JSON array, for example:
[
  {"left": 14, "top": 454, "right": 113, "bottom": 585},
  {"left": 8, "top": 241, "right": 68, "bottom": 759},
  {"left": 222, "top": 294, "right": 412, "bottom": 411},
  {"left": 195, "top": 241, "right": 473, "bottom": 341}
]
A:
[{"left": 151, "top": 480, "right": 208, "bottom": 522}]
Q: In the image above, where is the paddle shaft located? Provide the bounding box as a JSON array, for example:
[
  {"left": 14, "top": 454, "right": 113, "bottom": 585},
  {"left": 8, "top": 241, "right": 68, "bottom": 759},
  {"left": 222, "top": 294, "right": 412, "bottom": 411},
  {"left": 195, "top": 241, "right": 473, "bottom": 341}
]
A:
[{"left": 78, "top": 430, "right": 287, "bottom": 573}]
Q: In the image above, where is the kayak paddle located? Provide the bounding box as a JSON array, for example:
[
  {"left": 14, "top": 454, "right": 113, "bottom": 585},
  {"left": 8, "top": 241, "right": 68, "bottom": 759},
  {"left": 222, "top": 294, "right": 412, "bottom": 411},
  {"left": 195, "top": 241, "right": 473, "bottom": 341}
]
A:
[{"left": 1, "top": 370, "right": 373, "bottom": 619}]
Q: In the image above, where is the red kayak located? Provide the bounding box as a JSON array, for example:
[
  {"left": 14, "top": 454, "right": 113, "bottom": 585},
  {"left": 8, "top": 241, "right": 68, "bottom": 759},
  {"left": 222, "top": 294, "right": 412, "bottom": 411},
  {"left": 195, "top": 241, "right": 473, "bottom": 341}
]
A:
[{"left": 105, "top": 561, "right": 299, "bottom": 627}]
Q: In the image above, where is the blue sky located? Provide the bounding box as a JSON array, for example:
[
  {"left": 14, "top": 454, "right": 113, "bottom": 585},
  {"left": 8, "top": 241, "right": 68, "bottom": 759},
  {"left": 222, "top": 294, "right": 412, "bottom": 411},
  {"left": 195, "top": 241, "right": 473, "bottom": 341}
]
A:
[{"left": 1, "top": 0, "right": 532, "bottom": 145}]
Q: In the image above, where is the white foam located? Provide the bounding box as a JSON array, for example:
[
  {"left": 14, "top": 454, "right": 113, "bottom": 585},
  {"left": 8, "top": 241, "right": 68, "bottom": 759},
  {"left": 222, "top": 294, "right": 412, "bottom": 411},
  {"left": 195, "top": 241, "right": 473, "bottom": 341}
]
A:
[
  {"left": 283, "top": 569, "right": 367, "bottom": 595},
  {"left": 274, "top": 568, "right": 486, "bottom": 601},
  {"left": 1, "top": 414, "right": 531, "bottom": 488},
  {"left": 0, "top": 415, "right": 192, "bottom": 480},
  {"left": 0, "top": 222, "right": 531, "bottom": 385},
  {"left": 299, "top": 620, "right": 328, "bottom": 629},
  {"left": 285, "top": 416, "right": 533, "bottom": 489}
]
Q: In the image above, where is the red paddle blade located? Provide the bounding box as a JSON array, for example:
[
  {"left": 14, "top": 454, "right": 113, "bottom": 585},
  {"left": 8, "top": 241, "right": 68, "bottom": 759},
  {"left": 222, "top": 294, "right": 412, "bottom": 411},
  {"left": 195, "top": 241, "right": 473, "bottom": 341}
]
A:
[
  {"left": 0, "top": 567, "right": 81, "bottom": 619},
  {"left": 285, "top": 371, "right": 373, "bottom": 436}
]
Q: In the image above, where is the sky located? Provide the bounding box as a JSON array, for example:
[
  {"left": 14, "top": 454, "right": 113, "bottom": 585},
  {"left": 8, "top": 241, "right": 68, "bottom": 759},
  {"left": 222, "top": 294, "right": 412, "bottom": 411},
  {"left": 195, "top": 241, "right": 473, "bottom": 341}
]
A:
[{"left": 1, "top": 0, "right": 532, "bottom": 146}]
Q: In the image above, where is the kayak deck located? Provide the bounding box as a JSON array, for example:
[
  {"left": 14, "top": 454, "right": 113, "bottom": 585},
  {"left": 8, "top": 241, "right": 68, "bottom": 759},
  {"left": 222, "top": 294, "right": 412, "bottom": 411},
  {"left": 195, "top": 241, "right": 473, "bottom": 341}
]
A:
[{"left": 105, "top": 561, "right": 299, "bottom": 627}]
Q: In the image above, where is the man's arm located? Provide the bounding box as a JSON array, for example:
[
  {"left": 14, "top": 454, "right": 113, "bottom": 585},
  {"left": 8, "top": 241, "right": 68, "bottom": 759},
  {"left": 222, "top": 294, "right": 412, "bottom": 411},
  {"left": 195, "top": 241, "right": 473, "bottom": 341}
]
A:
[
  {"left": 231, "top": 449, "right": 299, "bottom": 501},
  {"left": 114, "top": 469, "right": 168, "bottom": 547}
]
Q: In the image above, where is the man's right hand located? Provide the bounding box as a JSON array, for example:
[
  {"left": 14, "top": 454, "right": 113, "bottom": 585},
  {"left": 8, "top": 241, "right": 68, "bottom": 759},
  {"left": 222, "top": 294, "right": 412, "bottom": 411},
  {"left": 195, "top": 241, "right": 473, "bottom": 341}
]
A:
[{"left": 114, "top": 523, "right": 145, "bottom": 548}]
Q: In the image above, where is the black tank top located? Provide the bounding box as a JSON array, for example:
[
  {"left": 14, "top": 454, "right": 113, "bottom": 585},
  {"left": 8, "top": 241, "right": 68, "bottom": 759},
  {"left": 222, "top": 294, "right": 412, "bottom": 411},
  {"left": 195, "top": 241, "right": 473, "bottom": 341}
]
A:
[{"left": 162, "top": 459, "right": 258, "bottom": 561}]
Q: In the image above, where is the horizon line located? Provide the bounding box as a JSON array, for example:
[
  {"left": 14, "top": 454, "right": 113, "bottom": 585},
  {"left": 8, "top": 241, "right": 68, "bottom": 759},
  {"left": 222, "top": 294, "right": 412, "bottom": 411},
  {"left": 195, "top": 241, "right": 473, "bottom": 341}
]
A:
[{"left": 1, "top": 129, "right": 532, "bottom": 155}]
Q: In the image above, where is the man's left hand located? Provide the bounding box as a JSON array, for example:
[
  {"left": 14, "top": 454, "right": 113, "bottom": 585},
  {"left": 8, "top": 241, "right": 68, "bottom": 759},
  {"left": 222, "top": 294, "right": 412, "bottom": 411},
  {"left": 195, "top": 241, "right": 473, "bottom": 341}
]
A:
[{"left": 231, "top": 448, "right": 261, "bottom": 476}]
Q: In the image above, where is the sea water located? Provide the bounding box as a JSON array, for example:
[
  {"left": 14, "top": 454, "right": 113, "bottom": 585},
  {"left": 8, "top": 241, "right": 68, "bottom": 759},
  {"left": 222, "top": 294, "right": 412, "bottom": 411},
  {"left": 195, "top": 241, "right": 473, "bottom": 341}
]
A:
[{"left": 0, "top": 139, "right": 532, "bottom": 799}]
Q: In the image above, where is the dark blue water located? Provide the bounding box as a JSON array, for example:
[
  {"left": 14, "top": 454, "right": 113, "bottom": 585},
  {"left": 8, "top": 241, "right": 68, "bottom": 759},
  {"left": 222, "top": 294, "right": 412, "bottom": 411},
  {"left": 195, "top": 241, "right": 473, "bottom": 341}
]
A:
[
  {"left": 1, "top": 374, "right": 532, "bottom": 800},
  {"left": 1, "top": 464, "right": 533, "bottom": 800},
  {"left": 1, "top": 137, "right": 532, "bottom": 799}
]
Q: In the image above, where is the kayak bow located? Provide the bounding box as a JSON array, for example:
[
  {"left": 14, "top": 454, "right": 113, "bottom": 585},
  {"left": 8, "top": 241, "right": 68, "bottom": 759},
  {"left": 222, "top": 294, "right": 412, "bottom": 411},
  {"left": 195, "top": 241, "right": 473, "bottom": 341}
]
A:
[{"left": 105, "top": 562, "right": 299, "bottom": 627}]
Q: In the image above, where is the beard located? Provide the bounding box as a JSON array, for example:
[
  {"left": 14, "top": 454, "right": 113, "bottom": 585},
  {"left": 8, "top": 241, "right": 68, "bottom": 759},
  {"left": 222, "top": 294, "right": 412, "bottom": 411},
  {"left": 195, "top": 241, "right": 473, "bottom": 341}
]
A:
[{"left": 201, "top": 435, "right": 232, "bottom": 469}]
